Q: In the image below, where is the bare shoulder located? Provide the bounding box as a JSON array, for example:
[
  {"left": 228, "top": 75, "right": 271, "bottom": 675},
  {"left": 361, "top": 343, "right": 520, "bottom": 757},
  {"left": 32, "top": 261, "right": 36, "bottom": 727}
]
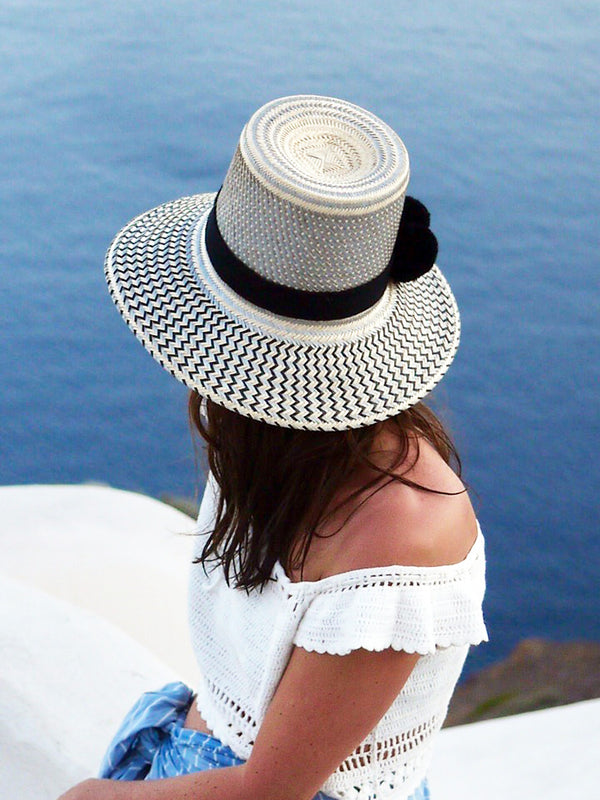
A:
[
  {"left": 386, "top": 436, "right": 478, "bottom": 567},
  {"left": 320, "top": 435, "right": 479, "bottom": 577}
]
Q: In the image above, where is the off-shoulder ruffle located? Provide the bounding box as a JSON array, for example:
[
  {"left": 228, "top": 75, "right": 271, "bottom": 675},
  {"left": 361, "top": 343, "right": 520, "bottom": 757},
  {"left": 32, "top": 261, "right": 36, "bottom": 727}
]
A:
[{"left": 291, "top": 536, "right": 487, "bottom": 656}]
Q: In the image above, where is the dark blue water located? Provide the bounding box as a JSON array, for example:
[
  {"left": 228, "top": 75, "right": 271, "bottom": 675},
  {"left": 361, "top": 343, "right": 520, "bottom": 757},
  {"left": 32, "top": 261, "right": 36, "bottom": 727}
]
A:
[{"left": 1, "top": 0, "right": 598, "bottom": 676}]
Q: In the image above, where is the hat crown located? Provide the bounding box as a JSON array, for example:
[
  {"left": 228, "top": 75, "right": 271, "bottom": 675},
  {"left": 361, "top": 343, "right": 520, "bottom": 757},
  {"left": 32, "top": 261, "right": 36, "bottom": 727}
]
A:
[{"left": 216, "top": 95, "right": 410, "bottom": 294}]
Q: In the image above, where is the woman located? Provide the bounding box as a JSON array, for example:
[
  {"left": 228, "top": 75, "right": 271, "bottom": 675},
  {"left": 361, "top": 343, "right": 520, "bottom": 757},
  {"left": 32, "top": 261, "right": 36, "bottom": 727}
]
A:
[{"left": 60, "top": 95, "right": 487, "bottom": 800}]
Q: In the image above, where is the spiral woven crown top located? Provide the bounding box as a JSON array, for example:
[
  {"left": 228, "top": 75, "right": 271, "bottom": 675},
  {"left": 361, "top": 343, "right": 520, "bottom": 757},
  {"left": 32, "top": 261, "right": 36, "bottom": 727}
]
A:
[
  {"left": 241, "top": 95, "right": 409, "bottom": 210},
  {"left": 216, "top": 95, "right": 411, "bottom": 293}
]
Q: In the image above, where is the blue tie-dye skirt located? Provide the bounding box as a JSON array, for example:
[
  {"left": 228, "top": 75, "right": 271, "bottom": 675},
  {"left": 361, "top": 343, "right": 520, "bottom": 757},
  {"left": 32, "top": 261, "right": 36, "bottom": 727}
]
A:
[{"left": 99, "top": 681, "right": 430, "bottom": 800}]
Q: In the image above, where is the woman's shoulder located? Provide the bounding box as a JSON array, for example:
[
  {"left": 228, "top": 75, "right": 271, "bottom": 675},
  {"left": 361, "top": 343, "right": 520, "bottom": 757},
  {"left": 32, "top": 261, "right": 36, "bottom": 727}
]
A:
[{"left": 316, "top": 435, "right": 479, "bottom": 580}]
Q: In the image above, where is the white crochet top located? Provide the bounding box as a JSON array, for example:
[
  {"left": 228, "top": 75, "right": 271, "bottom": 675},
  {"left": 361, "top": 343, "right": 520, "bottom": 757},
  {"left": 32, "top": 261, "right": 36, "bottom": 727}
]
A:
[{"left": 188, "top": 475, "right": 488, "bottom": 800}]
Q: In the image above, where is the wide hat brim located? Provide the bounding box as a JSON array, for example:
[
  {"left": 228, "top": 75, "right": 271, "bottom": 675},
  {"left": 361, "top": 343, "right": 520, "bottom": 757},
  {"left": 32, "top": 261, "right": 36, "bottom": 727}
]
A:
[{"left": 105, "top": 192, "right": 460, "bottom": 431}]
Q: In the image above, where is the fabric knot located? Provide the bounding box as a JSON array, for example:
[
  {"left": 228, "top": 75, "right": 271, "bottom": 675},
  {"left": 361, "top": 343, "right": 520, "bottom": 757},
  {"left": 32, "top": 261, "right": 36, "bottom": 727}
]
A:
[{"left": 390, "top": 196, "right": 438, "bottom": 283}]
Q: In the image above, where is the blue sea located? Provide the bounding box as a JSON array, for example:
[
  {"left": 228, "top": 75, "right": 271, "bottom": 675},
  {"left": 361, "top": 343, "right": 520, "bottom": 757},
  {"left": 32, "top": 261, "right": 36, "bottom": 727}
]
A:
[{"left": 1, "top": 0, "right": 598, "bottom": 676}]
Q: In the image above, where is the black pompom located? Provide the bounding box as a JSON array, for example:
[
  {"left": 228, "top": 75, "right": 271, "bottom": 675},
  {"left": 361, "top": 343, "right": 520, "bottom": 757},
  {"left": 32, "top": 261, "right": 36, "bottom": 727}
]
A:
[
  {"left": 389, "top": 196, "right": 438, "bottom": 283},
  {"left": 402, "top": 195, "right": 431, "bottom": 228}
]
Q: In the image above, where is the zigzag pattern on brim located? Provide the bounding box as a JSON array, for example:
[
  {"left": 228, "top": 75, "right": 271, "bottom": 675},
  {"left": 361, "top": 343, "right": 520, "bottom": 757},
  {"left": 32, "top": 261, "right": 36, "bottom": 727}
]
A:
[{"left": 105, "top": 194, "right": 460, "bottom": 430}]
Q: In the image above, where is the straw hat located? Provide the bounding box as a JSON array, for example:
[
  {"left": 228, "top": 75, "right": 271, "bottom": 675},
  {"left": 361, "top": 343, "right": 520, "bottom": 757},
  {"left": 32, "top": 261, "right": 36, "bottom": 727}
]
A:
[{"left": 105, "top": 95, "right": 459, "bottom": 430}]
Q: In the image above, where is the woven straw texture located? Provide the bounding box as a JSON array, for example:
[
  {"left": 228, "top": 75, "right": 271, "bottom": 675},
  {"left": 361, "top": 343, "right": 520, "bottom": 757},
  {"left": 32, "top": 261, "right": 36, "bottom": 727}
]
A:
[
  {"left": 106, "top": 194, "right": 459, "bottom": 430},
  {"left": 105, "top": 95, "right": 460, "bottom": 430},
  {"left": 218, "top": 95, "right": 409, "bottom": 292}
]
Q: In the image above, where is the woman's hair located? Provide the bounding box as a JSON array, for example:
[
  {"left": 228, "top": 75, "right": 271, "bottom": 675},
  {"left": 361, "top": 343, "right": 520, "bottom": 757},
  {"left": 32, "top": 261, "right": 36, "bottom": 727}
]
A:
[{"left": 189, "top": 393, "right": 463, "bottom": 591}]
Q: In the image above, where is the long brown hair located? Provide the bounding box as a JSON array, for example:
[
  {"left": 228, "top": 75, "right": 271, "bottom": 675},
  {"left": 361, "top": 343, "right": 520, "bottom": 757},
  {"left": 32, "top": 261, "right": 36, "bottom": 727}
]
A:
[{"left": 189, "top": 393, "right": 463, "bottom": 591}]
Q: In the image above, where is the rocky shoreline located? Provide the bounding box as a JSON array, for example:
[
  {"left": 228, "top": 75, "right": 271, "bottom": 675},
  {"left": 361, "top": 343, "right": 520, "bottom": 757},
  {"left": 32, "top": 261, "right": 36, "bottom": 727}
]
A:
[{"left": 446, "top": 638, "right": 600, "bottom": 726}]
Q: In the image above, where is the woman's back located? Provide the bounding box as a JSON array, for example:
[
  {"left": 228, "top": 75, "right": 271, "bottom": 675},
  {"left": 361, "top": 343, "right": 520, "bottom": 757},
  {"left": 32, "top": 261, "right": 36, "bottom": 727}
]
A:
[{"left": 186, "top": 442, "right": 487, "bottom": 799}]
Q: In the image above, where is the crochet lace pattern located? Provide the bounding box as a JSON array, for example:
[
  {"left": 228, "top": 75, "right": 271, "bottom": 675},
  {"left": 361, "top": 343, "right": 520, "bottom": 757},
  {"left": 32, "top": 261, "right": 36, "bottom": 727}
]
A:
[{"left": 188, "top": 477, "right": 487, "bottom": 799}]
